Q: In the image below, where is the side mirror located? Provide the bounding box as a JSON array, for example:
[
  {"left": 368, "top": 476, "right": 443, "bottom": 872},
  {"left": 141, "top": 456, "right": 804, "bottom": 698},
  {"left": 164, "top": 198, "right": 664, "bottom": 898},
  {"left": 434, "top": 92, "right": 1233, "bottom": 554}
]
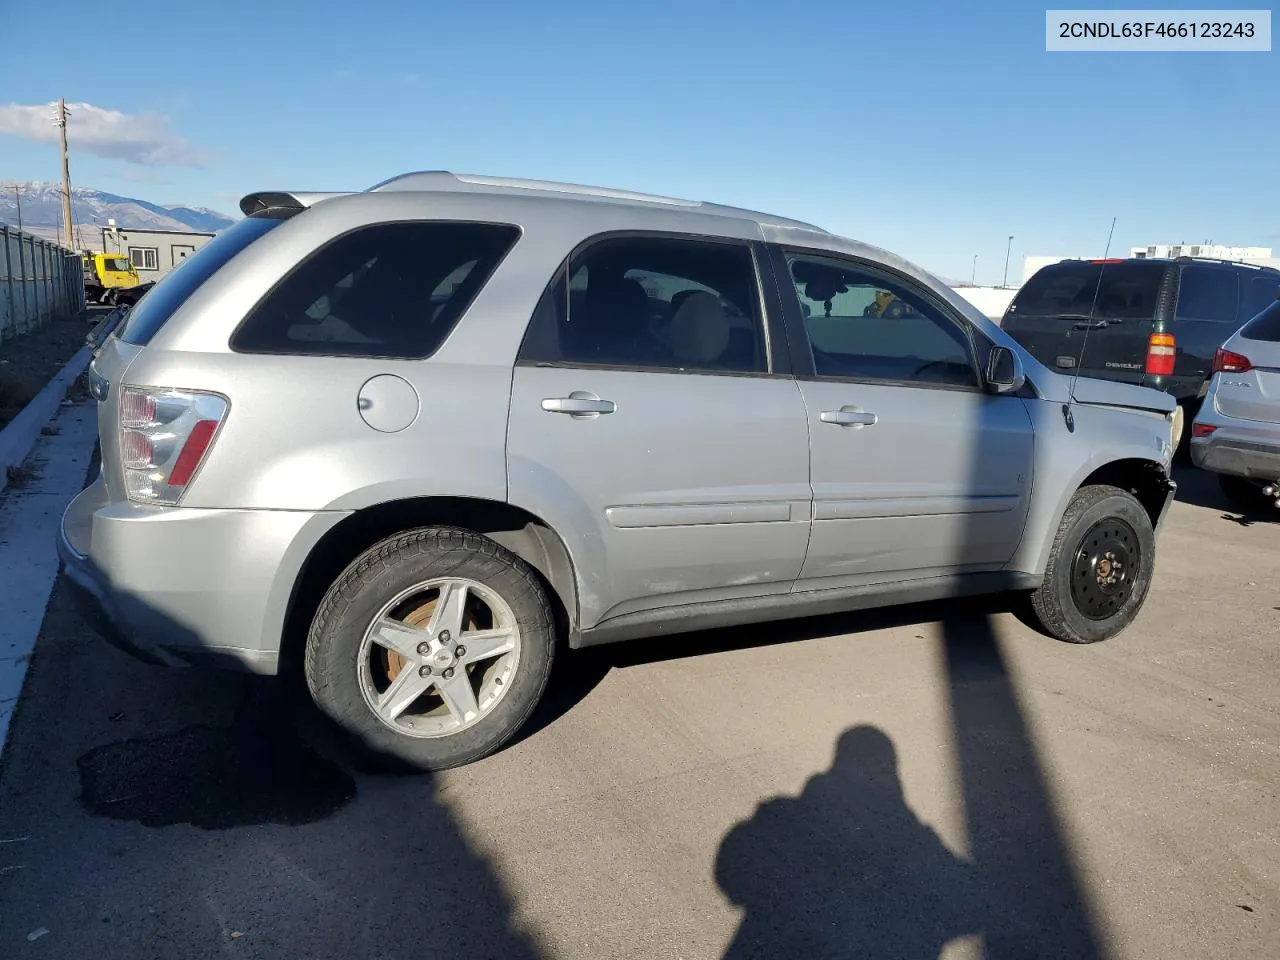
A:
[{"left": 986, "top": 344, "right": 1026, "bottom": 395}]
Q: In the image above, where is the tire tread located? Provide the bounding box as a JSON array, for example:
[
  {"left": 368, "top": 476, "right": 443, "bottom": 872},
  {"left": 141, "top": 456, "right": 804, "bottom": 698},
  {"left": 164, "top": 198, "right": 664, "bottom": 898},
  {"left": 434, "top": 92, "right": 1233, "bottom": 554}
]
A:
[
  {"left": 304, "top": 526, "right": 556, "bottom": 771},
  {"left": 1030, "top": 484, "right": 1151, "bottom": 645}
]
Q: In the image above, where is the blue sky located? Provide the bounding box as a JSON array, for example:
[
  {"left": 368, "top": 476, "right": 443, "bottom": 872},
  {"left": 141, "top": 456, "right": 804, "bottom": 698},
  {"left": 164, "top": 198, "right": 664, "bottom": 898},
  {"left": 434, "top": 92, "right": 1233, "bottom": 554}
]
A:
[{"left": 2, "top": 0, "right": 1276, "bottom": 279}]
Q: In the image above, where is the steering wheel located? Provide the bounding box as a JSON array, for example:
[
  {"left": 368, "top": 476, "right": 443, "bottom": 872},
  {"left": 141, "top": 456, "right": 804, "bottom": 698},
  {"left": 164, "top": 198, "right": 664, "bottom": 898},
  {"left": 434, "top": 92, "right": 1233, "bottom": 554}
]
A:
[{"left": 909, "top": 359, "right": 955, "bottom": 381}]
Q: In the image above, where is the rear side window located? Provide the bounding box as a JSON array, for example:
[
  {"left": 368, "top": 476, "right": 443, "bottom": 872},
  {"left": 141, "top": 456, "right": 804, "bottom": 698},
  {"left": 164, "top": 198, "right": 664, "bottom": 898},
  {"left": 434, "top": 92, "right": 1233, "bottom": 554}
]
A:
[
  {"left": 118, "top": 212, "right": 292, "bottom": 345},
  {"left": 231, "top": 221, "right": 520, "bottom": 358},
  {"left": 1175, "top": 265, "right": 1238, "bottom": 321},
  {"left": 1011, "top": 261, "right": 1163, "bottom": 320},
  {"left": 1239, "top": 300, "right": 1280, "bottom": 342},
  {"left": 1243, "top": 274, "right": 1280, "bottom": 321}
]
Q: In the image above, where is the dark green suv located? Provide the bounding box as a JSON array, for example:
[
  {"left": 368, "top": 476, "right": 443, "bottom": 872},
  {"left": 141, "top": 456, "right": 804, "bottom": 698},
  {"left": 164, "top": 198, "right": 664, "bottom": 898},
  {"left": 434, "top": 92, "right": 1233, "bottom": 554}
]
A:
[{"left": 1001, "top": 257, "right": 1280, "bottom": 447}]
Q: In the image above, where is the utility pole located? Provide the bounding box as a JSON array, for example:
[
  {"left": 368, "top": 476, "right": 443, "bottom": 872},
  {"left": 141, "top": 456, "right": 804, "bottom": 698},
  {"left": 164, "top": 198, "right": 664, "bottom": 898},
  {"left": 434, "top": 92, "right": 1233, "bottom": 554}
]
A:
[
  {"left": 53, "top": 98, "right": 75, "bottom": 251},
  {"left": 14, "top": 185, "right": 22, "bottom": 233},
  {"left": 1002, "top": 235, "right": 1014, "bottom": 288}
]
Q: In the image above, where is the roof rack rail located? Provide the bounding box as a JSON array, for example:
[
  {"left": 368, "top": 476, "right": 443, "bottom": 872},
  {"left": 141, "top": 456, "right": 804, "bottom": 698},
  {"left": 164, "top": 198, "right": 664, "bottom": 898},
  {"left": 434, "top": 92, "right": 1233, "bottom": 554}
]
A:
[
  {"left": 1174, "top": 255, "right": 1270, "bottom": 270},
  {"left": 368, "top": 170, "right": 703, "bottom": 207}
]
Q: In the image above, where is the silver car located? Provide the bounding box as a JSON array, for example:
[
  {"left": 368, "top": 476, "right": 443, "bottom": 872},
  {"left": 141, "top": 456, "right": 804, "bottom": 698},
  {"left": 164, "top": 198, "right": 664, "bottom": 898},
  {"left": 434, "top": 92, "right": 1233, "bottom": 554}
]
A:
[
  {"left": 59, "top": 172, "right": 1179, "bottom": 770},
  {"left": 1190, "top": 300, "right": 1280, "bottom": 511}
]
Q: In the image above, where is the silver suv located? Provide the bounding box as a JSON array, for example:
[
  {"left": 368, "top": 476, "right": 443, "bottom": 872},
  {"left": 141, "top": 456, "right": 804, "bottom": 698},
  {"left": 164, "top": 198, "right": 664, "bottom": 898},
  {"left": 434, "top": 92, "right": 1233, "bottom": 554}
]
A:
[{"left": 59, "top": 172, "right": 1179, "bottom": 770}]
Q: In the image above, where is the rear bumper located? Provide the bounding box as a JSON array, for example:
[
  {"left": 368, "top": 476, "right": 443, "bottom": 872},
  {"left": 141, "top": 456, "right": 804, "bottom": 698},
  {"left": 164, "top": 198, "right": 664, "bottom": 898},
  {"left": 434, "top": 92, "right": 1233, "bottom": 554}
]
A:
[
  {"left": 1191, "top": 434, "right": 1280, "bottom": 481},
  {"left": 1190, "top": 406, "right": 1280, "bottom": 481},
  {"left": 58, "top": 475, "right": 347, "bottom": 673}
]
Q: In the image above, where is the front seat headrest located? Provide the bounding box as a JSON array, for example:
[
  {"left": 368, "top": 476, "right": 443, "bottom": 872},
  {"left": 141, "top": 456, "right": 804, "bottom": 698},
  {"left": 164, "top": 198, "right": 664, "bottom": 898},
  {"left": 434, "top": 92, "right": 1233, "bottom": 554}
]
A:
[{"left": 669, "top": 291, "right": 731, "bottom": 364}]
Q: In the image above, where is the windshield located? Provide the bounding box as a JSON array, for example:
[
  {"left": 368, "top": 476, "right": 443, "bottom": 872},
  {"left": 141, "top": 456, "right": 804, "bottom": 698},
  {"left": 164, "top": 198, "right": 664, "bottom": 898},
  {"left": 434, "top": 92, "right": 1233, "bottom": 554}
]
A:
[{"left": 117, "top": 212, "right": 295, "bottom": 345}]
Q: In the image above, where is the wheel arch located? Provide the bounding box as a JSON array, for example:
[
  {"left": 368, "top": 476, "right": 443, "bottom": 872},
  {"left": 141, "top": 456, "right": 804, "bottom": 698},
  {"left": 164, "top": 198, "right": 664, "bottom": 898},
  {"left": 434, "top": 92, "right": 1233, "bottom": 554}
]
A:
[
  {"left": 1076, "top": 458, "right": 1174, "bottom": 529},
  {"left": 1017, "top": 454, "right": 1174, "bottom": 578},
  {"left": 277, "top": 496, "right": 579, "bottom": 671}
]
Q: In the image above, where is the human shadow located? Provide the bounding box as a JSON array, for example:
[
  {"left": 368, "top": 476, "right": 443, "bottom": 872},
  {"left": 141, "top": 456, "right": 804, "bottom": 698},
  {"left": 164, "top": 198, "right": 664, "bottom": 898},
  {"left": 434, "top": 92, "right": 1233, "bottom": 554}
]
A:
[
  {"left": 715, "top": 615, "right": 1108, "bottom": 960},
  {"left": 716, "top": 724, "right": 977, "bottom": 959}
]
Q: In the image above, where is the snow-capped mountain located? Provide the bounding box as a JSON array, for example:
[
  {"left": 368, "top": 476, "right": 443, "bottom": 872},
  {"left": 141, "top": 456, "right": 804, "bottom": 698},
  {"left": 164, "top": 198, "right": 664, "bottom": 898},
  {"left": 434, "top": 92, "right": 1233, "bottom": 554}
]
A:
[{"left": 0, "top": 181, "right": 235, "bottom": 236}]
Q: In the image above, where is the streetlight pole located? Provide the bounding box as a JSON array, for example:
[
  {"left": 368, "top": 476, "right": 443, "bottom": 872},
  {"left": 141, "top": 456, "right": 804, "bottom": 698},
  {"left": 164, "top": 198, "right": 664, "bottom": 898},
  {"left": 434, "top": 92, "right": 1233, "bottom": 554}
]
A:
[
  {"left": 1002, "top": 235, "right": 1014, "bottom": 288},
  {"left": 971, "top": 254, "right": 978, "bottom": 285}
]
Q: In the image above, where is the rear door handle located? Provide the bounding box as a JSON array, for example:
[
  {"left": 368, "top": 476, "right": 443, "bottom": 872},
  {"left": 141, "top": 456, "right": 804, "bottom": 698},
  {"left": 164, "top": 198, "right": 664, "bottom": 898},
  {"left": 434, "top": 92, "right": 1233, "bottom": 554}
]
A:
[
  {"left": 820, "top": 409, "right": 877, "bottom": 426},
  {"left": 541, "top": 396, "right": 616, "bottom": 415}
]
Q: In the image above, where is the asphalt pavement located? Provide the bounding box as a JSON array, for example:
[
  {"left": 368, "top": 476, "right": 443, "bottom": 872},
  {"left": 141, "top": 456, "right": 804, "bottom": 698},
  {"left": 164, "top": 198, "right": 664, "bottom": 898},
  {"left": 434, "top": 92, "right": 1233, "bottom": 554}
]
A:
[{"left": 0, "top": 446, "right": 1276, "bottom": 959}]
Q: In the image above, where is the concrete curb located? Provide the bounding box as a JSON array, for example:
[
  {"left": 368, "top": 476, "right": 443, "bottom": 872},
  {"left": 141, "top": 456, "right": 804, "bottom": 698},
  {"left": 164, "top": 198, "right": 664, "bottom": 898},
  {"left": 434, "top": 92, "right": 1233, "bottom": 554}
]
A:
[{"left": 0, "top": 345, "right": 92, "bottom": 497}]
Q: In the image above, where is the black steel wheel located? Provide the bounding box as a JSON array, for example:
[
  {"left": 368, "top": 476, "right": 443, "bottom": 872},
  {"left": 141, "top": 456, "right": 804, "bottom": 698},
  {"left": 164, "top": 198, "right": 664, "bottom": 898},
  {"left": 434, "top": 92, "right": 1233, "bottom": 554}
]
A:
[
  {"left": 1069, "top": 518, "right": 1140, "bottom": 621},
  {"left": 1030, "top": 484, "right": 1158, "bottom": 644}
]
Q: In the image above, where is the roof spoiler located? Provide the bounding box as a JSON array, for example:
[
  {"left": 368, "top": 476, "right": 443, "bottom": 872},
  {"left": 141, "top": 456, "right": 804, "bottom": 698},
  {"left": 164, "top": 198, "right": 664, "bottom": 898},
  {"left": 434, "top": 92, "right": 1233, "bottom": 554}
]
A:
[{"left": 238, "top": 191, "right": 350, "bottom": 216}]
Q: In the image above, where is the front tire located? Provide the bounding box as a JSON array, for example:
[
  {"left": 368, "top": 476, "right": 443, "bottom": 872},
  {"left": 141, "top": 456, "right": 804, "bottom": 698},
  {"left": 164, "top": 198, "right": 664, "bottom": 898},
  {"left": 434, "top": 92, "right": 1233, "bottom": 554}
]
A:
[
  {"left": 1030, "top": 485, "right": 1156, "bottom": 644},
  {"left": 305, "top": 527, "right": 556, "bottom": 771}
]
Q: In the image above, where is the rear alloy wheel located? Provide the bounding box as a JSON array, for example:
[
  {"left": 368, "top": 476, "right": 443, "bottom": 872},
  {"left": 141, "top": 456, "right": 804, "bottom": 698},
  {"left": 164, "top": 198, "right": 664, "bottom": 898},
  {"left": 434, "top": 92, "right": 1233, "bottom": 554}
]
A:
[
  {"left": 305, "top": 527, "right": 556, "bottom": 771},
  {"left": 1030, "top": 484, "right": 1156, "bottom": 644}
]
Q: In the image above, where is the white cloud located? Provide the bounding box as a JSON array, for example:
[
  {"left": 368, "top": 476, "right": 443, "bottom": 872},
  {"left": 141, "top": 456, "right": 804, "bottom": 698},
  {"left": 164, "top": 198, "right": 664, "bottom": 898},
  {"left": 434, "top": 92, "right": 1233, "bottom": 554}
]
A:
[{"left": 0, "top": 101, "right": 208, "bottom": 167}]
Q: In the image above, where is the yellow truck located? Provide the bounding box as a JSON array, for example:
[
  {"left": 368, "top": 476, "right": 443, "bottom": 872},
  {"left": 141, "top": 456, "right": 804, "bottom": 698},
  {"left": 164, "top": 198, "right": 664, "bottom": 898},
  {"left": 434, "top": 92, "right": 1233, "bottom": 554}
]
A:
[
  {"left": 862, "top": 290, "right": 920, "bottom": 319},
  {"left": 82, "top": 252, "right": 140, "bottom": 304}
]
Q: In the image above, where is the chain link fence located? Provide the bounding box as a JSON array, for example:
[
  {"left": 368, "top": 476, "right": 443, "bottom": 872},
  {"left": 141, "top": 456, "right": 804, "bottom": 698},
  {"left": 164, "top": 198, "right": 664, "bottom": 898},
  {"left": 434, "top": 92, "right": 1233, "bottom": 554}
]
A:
[{"left": 0, "top": 226, "right": 86, "bottom": 343}]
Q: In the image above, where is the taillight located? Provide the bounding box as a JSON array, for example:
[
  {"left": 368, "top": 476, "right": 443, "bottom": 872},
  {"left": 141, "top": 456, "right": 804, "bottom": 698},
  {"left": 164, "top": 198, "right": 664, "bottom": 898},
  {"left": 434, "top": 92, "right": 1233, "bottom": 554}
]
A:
[
  {"left": 1212, "top": 348, "right": 1252, "bottom": 373},
  {"left": 117, "top": 386, "right": 228, "bottom": 505},
  {"left": 1145, "top": 332, "right": 1177, "bottom": 376},
  {"left": 1191, "top": 423, "right": 1217, "bottom": 438}
]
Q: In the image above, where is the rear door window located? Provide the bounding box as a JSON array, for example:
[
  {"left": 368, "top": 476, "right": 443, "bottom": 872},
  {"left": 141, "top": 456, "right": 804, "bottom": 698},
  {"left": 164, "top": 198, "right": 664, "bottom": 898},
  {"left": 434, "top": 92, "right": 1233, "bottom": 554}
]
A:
[
  {"left": 1175, "top": 265, "right": 1239, "bottom": 322},
  {"left": 231, "top": 221, "right": 520, "bottom": 358}
]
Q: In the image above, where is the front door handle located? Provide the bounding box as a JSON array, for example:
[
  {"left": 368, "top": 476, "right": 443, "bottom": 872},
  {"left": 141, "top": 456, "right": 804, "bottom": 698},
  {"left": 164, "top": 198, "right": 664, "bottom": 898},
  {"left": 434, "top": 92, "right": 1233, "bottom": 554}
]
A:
[
  {"left": 820, "top": 409, "right": 877, "bottom": 427},
  {"left": 541, "top": 396, "right": 616, "bottom": 416}
]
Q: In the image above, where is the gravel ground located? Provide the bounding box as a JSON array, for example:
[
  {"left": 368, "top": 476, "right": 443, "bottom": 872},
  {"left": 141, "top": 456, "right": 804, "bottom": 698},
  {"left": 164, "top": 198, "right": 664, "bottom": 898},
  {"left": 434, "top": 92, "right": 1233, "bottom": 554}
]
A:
[{"left": 0, "top": 308, "right": 98, "bottom": 430}]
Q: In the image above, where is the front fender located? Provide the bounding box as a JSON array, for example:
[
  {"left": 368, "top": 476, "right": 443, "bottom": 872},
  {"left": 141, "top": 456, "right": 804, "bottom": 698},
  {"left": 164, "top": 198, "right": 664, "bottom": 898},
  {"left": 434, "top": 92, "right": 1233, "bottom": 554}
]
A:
[{"left": 1010, "top": 399, "right": 1174, "bottom": 578}]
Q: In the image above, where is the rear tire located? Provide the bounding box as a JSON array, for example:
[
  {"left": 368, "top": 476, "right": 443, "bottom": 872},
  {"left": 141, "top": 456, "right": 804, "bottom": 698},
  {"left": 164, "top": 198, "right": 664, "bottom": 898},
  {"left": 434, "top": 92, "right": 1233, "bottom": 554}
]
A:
[
  {"left": 305, "top": 526, "right": 556, "bottom": 771},
  {"left": 1218, "top": 474, "right": 1274, "bottom": 514},
  {"left": 1030, "top": 485, "right": 1156, "bottom": 644}
]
